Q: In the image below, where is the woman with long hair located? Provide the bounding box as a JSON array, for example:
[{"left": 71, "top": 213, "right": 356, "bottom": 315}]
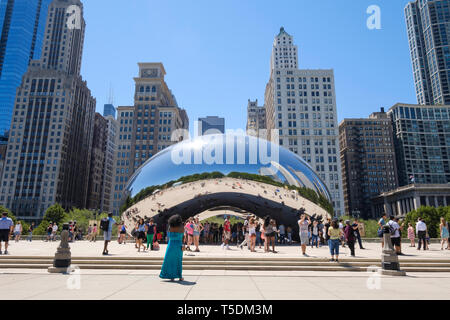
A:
[
  {"left": 160, "top": 215, "right": 185, "bottom": 282},
  {"left": 440, "top": 217, "right": 449, "bottom": 250},
  {"left": 136, "top": 218, "right": 146, "bottom": 252},
  {"left": 407, "top": 223, "right": 415, "bottom": 247}
]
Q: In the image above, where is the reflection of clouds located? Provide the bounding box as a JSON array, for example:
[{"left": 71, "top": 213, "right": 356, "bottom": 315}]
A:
[{"left": 122, "top": 177, "right": 330, "bottom": 235}]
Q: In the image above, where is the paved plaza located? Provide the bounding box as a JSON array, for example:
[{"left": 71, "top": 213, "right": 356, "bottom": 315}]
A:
[
  {"left": 2, "top": 238, "right": 449, "bottom": 260},
  {"left": 0, "top": 240, "right": 449, "bottom": 300}
]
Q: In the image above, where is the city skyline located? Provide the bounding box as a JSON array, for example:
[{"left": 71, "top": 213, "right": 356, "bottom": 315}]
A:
[{"left": 80, "top": 0, "right": 416, "bottom": 133}]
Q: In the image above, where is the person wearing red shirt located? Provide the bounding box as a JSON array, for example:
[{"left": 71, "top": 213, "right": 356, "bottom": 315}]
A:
[{"left": 221, "top": 216, "right": 232, "bottom": 250}]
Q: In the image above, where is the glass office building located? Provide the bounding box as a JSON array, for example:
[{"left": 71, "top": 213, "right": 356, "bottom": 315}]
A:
[
  {"left": 405, "top": 0, "right": 450, "bottom": 105},
  {"left": 0, "top": 0, "right": 51, "bottom": 135}
]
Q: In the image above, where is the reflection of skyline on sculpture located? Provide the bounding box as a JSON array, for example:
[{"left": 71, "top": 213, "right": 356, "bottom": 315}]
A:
[{"left": 125, "top": 134, "right": 331, "bottom": 202}]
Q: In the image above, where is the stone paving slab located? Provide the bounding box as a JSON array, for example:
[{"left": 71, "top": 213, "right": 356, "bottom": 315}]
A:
[{"left": 0, "top": 271, "right": 449, "bottom": 300}]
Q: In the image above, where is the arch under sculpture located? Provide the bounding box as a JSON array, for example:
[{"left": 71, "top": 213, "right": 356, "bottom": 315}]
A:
[{"left": 121, "top": 134, "right": 333, "bottom": 239}]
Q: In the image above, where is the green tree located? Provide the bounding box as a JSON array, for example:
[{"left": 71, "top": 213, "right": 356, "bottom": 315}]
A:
[
  {"left": 34, "top": 204, "right": 67, "bottom": 235},
  {"left": 405, "top": 206, "right": 441, "bottom": 238}
]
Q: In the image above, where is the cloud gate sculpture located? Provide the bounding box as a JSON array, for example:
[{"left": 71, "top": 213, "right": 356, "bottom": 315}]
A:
[{"left": 121, "top": 134, "right": 333, "bottom": 239}]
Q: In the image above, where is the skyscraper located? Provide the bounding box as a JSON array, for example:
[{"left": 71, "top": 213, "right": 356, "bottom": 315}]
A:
[
  {"left": 198, "top": 116, "right": 225, "bottom": 136},
  {"left": 0, "top": 0, "right": 52, "bottom": 136},
  {"left": 405, "top": 0, "right": 450, "bottom": 105},
  {"left": 264, "top": 27, "right": 345, "bottom": 216},
  {"left": 339, "top": 109, "right": 399, "bottom": 218},
  {"left": 246, "top": 99, "right": 266, "bottom": 138},
  {"left": 0, "top": 0, "right": 96, "bottom": 220},
  {"left": 111, "top": 63, "right": 189, "bottom": 214},
  {"left": 388, "top": 103, "right": 450, "bottom": 186},
  {"left": 103, "top": 103, "right": 116, "bottom": 119}
]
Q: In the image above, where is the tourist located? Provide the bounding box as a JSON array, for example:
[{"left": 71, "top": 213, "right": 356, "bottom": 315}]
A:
[
  {"left": 407, "top": 223, "right": 415, "bottom": 247},
  {"left": 52, "top": 222, "right": 58, "bottom": 241},
  {"left": 324, "top": 218, "right": 331, "bottom": 246},
  {"left": 68, "top": 221, "right": 74, "bottom": 242},
  {"left": 255, "top": 220, "right": 262, "bottom": 249},
  {"left": 298, "top": 212, "right": 311, "bottom": 256},
  {"left": 388, "top": 216, "right": 402, "bottom": 255},
  {"left": 136, "top": 218, "right": 147, "bottom": 252},
  {"left": 146, "top": 219, "right": 156, "bottom": 250},
  {"left": 286, "top": 226, "right": 292, "bottom": 245},
  {"left": 260, "top": 222, "right": 266, "bottom": 249},
  {"left": 311, "top": 220, "right": 319, "bottom": 248},
  {"left": 203, "top": 222, "right": 210, "bottom": 244},
  {"left": 102, "top": 213, "right": 117, "bottom": 255},
  {"left": 318, "top": 220, "right": 324, "bottom": 246},
  {"left": 339, "top": 219, "right": 345, "bottom": 248},
  {"left": 328, "top": 219, "right": 342, "bottom": 262},
  {"left": 221, "top": 216, "right": 231, "bottom": 250},
  {"left": 279, "top": 223, "right": 286, "bottom": 245},
  {"left": 87, "top": 225, "right": 93, "bottom": 241},
  {"left": 13, "top": 221, "right": 22, "bottom": 242},
  {"left": 353, "top": 219, "right": 365, "bottom": 249},
  {"left": 91, "top": 223, "right": 98, "bottom": 242},
  {"left": 192, "top": 217, "right": 203, "bottom": 252},
  {"left": 46, "top": 223, "right": 53, "bottom": 242},
  {"left": 263, "top": 217, "right": 276, "bottom": 253},
  {"left": 344, "top": 220, "right": 356, "bottom": 257},
  {"left": 0, "top": 212, "right": 14, "bottom": 255},
  {"left": 119, "top": 223, "right": 126, "bottom": 244},
  {"left": 249, "top": 217, "right": 257, "bottom": 252},
  {"left": 440, "top": 218, "right": 449, "bottom": 250},
  {"left": 239, "top": 216, "right": 250, "bottom": 250},
  {"left": 378, "top": 213, "right": 388, "bottom": 248},
  {"left": 27, "top": 222, "right": 35, "bottom": 242},
  {"left": 160, "top": 214, "right": 185, "bottom": 282},
  {"left": 185, "top": 218, "right": 194, "bottom": 251},
  {"left": 416, "top": 218, "right": 428, "bottom": 251}
]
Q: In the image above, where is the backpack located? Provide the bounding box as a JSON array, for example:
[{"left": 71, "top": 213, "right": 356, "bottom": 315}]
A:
[
  {"left": 100, "top": 218, "right": 110, "bottom": 232},
  {"left": 388, "top": 221, "right": 397, "bottom": 236}
]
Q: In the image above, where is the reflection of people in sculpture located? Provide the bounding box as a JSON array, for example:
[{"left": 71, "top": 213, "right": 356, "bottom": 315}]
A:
[{"left": 160, "top": 214, "right": 184, "bottom": 282}]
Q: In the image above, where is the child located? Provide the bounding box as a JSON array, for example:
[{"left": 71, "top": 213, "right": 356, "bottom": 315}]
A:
[{"left": 407, "top": 223, "right": 415, "bottom": 247}]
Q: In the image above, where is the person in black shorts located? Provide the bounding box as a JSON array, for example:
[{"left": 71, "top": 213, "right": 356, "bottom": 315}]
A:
[{"left": 0, "top": 212, "right": 14, "bottom": 254}]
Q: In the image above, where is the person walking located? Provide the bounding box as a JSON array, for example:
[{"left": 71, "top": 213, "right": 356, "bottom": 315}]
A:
[
  {"left": 146, "top": 219, "right": 156, "bottom": 250},
  {"left": 353, "top": 219, "right": 365, "bottom": 249},
  {"left": 119, "top": 223, "right": 126, "bottom": 244},
  {"left": 264, "top": 217, "right": 277, "bottom": 253},
  {"left": 255, "top": 220, "right": 262, "bottom": 249},
  {"left": 328, "top": 219, "right": 342, "bottom": 262},
  {"left": 45, "top": 223, "right": 53, "bottom": 242},
  {"left": 388, "top": 216, "right": 402, "bottom": 255},
  {"left": 13, "top": 221, "right": 22, "bottom": 242},
  {"left": 298, "top": 212, "right": 311, "bottom": 256},
  {"left": 192, "top": 217, "right": 203, "bottom": 252},
  {"left": 249, "top": 217, "right": 257, "bottom": 252},
  {"left": 416, "top": 218, "right": 428, "bottom": 251},
  {"left": 160, "top": 214, "right": 185, "bottom": 282},
  {"left": 407, "top": 223, "right": 415, "bottom": 247},
  {"left": 26, "top": 222, "right": 35, "bottom": 242},
  {"left": 324, "top": 218, "right": 331, "bottom": 246},
  {"left": 239, "top": 216, "right": 250, "bottom": 250},
  {"left": 344, "top": 220, "right": 356, "bottom": 257},
  {"left": 378, "top": 213, "right": 388, "bottom": 248},
  {"left": 221, "top": 216, "right": 232, "bottom": 250},
  {"left": 185, "top": 218, "right": 194, "bottom": 251},
  {"left": 440, "top": 217, "right": 449, "bottom": 250},
  {"left": 311, "top": 220, "right": 319, "bottom": 248},
  {"left": 102, "top": 213, "right": 117, "bottom": 255},
  {"left": 0, "top": 212, "right": 14, "bottom": 255}
]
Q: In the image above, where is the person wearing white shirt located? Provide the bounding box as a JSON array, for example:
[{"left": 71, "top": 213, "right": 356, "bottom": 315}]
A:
[
  {"left": 52, "top": 223, "right": 58, "bottom": 241},
  {"left": 416, "top": 218, "right": 428, "bottom": 250},
  {"left": 388, "top": 216, "right": 402, "bottom": 254}
]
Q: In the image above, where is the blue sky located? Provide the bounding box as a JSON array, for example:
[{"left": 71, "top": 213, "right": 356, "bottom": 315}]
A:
[{"left": 81, "top": 0, "right": 416, "bottom": 131}]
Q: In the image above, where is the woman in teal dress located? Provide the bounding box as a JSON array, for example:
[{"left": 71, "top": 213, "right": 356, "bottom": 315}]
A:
[{"left": 160, "top": 214, "right": 185, "bottom": 281}]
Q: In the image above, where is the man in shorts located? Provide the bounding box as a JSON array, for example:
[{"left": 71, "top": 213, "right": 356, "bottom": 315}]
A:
[
  {"left": 221, "top": 216, "right": 232, "bottom": 250},
  {"left": 298, "top": 212, "right": 311, "bottom": 256},
  {"left": 103, "top": 213, "right": 117, "bottom": 255},
  {"left": 0, "top": 212, "right": 14, "bottom": 254},
  {"left": 388, "top": 216, "right": 402, "bottom": 255}
]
